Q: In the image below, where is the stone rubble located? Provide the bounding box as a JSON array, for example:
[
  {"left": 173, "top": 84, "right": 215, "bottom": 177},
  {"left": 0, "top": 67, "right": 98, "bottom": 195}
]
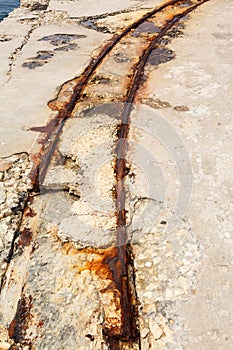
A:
[{"left": 0, "top": 154, "right": 32, "bottom": 281}]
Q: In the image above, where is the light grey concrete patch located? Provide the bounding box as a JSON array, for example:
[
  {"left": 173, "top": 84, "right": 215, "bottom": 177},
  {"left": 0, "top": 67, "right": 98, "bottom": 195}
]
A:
[
  {"left": 46, "top": 112, "right": 119, "bottom": 248},
  {"left": 48, "top": 0, "right": 163, "bottom": 18},
  {"left": 0, "top": 18, "right": 110, "bottom": 157},
  {"left": 135, "top": 0, "right": 233, "bottom": 348},
  {"left": 126, "top": 104, "right": 193, "bottom": 232}
]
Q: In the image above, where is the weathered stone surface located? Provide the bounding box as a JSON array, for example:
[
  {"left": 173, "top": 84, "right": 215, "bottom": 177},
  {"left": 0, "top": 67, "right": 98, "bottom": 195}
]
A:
[
  {"left": 21, "top": 0, "right": 50, "bottom": 11},
  {"left": 48, "top": 0, "right": 162, "bottom": 18},
  {"left": 0, "top": 153, "right": 32, "bottom": 280},
  {"left": 0, "top": 0, "right": 232, "bottom": 349},
  {"left": 0, "top": 11, "right": 111, "bottom": 156},
  {"left": 130, "top": 0, "right": 233, "bottom": 348}
]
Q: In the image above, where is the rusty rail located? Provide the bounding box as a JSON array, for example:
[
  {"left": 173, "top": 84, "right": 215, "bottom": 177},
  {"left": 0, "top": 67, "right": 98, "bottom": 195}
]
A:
[
  {"left": 2, "top": 0, "right": 210, "bottom": 349},
  {"left": 109, "top": 0, "right": 210, "bottom": 347},
  {"left": 28, "top": 0, "right": 186, "bottom": 191}
]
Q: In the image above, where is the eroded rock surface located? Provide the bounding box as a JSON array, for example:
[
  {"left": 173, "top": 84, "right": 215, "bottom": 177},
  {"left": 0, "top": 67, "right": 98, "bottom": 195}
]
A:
[{"left": 0, "top": 0, "right": 232, "bottom": 349}]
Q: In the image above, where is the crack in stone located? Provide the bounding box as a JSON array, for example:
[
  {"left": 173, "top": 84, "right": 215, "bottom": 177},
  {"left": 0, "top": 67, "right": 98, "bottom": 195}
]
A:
[
  {"left": 0, "top": 152, "right": 32, "bottom": 292},
  {"left": 75, "top": 6, "right": 152, "bottom": 23},
  {"left": 5, "top": 14, "right": 46, "bottom": 81}
]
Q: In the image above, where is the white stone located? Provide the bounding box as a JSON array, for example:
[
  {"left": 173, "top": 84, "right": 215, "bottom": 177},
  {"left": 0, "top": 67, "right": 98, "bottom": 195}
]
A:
[
  {"left": 141, "top": 328, "right": 150, "bottom": 339},
  {"left": 0, "top": 341, "right": 11, "bottom": 350},
  {"left": 149, "top": 318, "right": 163, "bottom": 340},
  {"left": 0, "top": 188, "right": 6, "bottom": 204}
]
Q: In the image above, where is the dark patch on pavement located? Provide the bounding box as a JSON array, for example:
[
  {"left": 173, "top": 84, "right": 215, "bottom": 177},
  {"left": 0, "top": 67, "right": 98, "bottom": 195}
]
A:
[
  {"left": 80, "top": 19, "right": 111, "bottom": 34},
  {"left": 113, "top": 52, "right": 131, "bottom": 63},
  {"left": 147, "top": 47, "right": 175, "bottom": 66},
  {"left": 132, "top": 21, "right": 161, "bottom": 37},
  {"left": 38, "top": 33, "right": 86, "bottom": 46},
  {"left": 54, "top": 43, "right": 78, "bottom": 52},
  {"left": 22, "top": 50, "right": 54, "bottom": 69},
  {"left": 22, "top": 34, "right": 86, "bottom": 69}
]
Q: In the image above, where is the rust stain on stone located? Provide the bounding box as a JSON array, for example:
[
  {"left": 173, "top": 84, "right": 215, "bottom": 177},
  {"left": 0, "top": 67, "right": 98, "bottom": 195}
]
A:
[
  {"left": 24, "top": 206, "right": 36, "bottom": 218},
  {"left": 27, "top": 0, "right": 187, "bottom": 192},
  {"left": 79, "top": 247, "right": 118, "bottom": 281},
  {"left": 17, "top": 228, "right": 33, "bottom": 248},
  {"left": 8, "top": 294, "right": 33, "bottom": 346},
  {"left": 5, "top": 2, "right": 210, "bottom": 349},
  {"left": 107, "top": 0, "right": 211, "bottom": 346},
  {"left": 62, "top": 243, "right": 118, "bottom": 282}
]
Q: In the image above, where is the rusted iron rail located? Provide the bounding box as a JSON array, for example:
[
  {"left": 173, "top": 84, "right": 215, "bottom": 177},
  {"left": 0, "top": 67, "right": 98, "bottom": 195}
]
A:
[
  {"left": 110, "top": 0, "right": 210, "bottom": 347},
  {"left": 28, "top": 0, "right": 184, "bottom": 190},
  {"left": 2, "top": 1, "right": 210, "bottom": 349}
]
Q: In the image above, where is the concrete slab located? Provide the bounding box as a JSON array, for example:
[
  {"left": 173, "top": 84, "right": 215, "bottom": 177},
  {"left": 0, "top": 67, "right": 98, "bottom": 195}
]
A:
[
  {"left": 132, "top": 0, "right": 233, "bottom": 348},
  {"left": 48, "top": 0, "right": 163, "bottom": 17},
  {"left": 0, "top": 0, "right": 232, "bottom": 349},
  {"left": 0, "top": 15, "right": 110, "bottom": 156}
]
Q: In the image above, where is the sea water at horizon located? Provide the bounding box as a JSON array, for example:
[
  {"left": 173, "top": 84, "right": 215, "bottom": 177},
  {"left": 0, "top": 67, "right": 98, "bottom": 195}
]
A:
[{"left": 0, "top": 0, "right": 20, "bottom": 21}]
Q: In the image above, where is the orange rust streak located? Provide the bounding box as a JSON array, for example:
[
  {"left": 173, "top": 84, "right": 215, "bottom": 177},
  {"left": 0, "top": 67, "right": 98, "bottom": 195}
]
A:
[
  {"left": 17, "top": 228, "right": 33, "bottom": 248},
  {"left": 24, "top": 206, "right": 36, "bottom": 218},
  {"left": 79, "top": 247, "right": 118, "bottom": 280},
  {"left": 62, "top": 244, "right": 119, "bottom": 281},
  {"left": 80, "top": 260, "right": 113, "bottom": 280},
  {"left": 62, "top": 243, "right": 116, "bottom": 258}
]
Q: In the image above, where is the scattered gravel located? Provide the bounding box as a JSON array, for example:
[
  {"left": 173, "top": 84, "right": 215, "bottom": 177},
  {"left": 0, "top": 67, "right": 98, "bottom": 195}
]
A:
[{"left": 0, "top": 153, "right": 32, "bottom": 279}]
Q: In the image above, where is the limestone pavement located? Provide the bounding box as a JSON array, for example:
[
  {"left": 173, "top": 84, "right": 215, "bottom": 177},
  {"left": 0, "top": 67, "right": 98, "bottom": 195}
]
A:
[{"left": 0, "top": 0, "right": 232, "bottom": 349}]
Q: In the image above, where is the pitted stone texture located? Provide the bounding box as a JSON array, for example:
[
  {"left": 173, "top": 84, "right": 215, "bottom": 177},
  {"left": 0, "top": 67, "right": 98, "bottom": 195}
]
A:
[
  {"left": 0, "top": 153, "right": 32, "bottom": 279},
  {"left": 1, "top": 194, "right": 121, "bottom": 349},
  {"left": 133, "top": 203, "right": 202, "bottom": 349},
  {"left": 40, "top": 191, "right": 116, "bottom": 248},
  {"left": 135, "top": 1, "right": 233, "bottom": 348},
  {"left": 0, "top": 18, "right": 110, "bottom": 156},
  {"left": 14, "top": 226, "right": 108, "bottom": 349},
  {"left": 21, "top": 0, "right": 50, "bottom": 11},
  {"left": 42, "top": 112, "right": 118, "bottom": 248}
]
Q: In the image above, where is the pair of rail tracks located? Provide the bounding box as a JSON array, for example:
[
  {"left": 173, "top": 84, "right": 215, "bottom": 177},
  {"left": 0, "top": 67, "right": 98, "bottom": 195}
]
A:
[{"left": 2, "top": 0, "right": 210, "bottom": 348}]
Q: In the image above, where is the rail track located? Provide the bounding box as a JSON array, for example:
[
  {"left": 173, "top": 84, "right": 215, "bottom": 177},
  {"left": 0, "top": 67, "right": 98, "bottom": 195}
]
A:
[{"left": 0, "top": 0, "right": 210, "bottom": 349}]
